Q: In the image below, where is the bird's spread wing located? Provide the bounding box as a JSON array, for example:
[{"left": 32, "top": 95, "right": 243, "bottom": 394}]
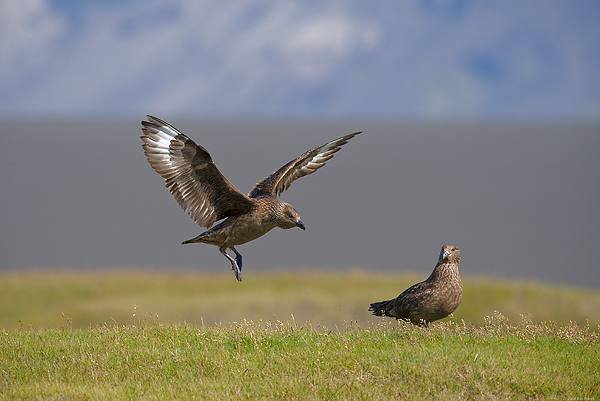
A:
[
  {"left": 248, "top": 132, "right": 361, "bottom": 198},
  {"left": 141, "top": 115, "right": 254, "bottom": 228}
]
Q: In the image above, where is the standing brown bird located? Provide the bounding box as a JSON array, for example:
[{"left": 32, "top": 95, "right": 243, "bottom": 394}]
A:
[
  {"left": 369, "top": 245, "right": 462, "bottom": 326},
  {"left": 140, "top": 115, "right": 360, "bottom": 281}
]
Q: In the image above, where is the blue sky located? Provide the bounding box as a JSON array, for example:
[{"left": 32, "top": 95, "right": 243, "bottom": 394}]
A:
[{"left": 1, "top": 0, "right": 599, "bottom": 121}]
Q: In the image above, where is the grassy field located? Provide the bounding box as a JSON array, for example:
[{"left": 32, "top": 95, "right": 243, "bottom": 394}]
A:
[
  {"left": 1, "top": 269, "right": 599, "bottom": 399},
  {"left": 1, "top": 269, "right": 599, "bottom": 330}
]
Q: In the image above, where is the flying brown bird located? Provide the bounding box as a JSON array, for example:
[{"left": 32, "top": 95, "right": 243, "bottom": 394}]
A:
[
  {"left": 369, "top": 245, "right": 462, "bottom": 326},
  {"left": 140, "top": 115, "right": 360, "bottom": 281}
]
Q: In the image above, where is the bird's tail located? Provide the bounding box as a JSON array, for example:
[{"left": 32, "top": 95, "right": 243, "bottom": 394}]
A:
[
  {"left": 182, "top": 237, "right": 200, "bottom": 244},
  {"left": 182, "top": 231, "right": 211, "bottom": 244},
  {"left": 369, "top": 300, "right": 391, "bottom": 316}
]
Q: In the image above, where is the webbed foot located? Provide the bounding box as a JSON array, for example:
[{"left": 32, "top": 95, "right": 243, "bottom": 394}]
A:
[
  {"left": 231, "top": 246, "right": 243, "bottom": 271},
  {"left": 220, "top": 246, "right": 243, "bottom": 281}
]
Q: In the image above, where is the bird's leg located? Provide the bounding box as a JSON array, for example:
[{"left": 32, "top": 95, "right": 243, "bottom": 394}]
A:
[
  {"left": 219, "top": 246, "right": 242, "bottom": 282},
  {"left": 231, "top": 246, "right": 243, "bottom": 271}
]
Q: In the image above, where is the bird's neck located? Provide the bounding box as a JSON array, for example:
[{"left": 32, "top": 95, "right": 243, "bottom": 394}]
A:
[{"left": 427, "top": 263, "right": 459, "bottom": 282}]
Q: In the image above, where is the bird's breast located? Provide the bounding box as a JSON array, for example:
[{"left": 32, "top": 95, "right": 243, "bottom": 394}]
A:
[{"left": 221, "top": 214, "right": 278, "bottom": 246}]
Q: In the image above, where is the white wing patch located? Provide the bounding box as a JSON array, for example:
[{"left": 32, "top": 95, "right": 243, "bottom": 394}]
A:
[
  {"left": 276, "top": 133, "right": 360, "bottom": 195},
  {"left": 141, "top": 118, "right": 219, "bottom": 228}
]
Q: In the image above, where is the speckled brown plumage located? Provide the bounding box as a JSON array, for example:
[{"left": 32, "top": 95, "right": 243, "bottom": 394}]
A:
[
  {"left": 369, "top": 245, "right": 462, "bottom": 326},
  {"left": 140, "top": 115, "right": 360, "bottom": 281}
]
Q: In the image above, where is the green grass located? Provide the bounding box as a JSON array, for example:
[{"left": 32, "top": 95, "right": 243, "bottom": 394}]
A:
[
  {"left": 1, "top": 316, "right": 598, "bottom": 399},
  {"left": 1, "top": 270, "right": 599, "bottom": 399}
]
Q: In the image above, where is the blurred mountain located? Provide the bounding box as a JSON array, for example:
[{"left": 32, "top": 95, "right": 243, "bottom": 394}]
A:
[{"left": 1, "top": 119, "right": 599, "bottom": 288}]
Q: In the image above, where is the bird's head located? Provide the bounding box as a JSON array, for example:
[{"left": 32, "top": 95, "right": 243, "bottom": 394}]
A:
[
  {"left": 440, "top": 244, "right": 461, "bottom": 264},
  {"left": 274, "top": 201, "right": 305, "bottom": 230}
]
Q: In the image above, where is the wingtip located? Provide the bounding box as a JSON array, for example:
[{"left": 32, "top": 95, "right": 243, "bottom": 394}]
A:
[
  {"left": 145, "top": 115, "right": 162, "bottom": 124},
  {"left": 342, "top": 131, "right": 362, "bottom": 141},
  {"left": 142, "top": 115, "right": 157, "bottom": 128}
]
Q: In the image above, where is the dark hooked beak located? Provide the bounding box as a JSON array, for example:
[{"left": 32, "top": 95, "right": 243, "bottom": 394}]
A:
[{"left": 296, "top": 220, "right": 306, "bottom": 230}]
